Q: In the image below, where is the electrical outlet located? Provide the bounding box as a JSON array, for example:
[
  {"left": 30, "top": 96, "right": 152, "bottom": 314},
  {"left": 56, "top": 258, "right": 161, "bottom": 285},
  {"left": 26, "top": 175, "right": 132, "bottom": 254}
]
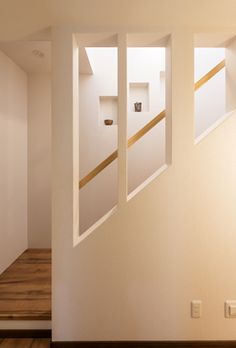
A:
[
  {"left": 225, "top": 301, "right": 236, "bottom": 318},
  {"left": 191, "top": 300, "right": 202, "bottom": 318}
]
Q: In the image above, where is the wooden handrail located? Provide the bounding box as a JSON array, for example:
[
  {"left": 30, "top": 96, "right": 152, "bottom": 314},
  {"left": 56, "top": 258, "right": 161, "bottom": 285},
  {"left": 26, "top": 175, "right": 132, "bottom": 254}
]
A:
[
  {"left": 79, "top": 59, "right": 225, "bottom": 189},
  {"left": 127, "top": 110, "right": 166, "bottom": 148},
  {"left": 194, "top": 59, "right": 225, "bottom": 91},
  {"left": 79, "top": 150, "right": 118, "bottom": 189}
]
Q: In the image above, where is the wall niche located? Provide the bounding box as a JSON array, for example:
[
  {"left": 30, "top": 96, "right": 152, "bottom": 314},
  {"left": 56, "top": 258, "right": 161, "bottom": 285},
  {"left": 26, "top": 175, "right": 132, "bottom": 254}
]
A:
[
  {"left": 129, "top": 82, "right": 149, "bottom": 112},
  {"left": 99, "top": 96, "right": 118, "bottom": 126}
]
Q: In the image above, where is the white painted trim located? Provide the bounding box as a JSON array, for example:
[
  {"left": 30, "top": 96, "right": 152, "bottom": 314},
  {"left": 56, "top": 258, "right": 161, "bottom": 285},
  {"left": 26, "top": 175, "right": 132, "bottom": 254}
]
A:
[
  {"left": 118, "top": 33, "right": 128, "bottom": 206},
  {"left": 194, "top": 109, "right": 236, "bottom": 145},
  {"left": 127, "top": 164, "right": 169, "bottom": 201},
  {"left": 74, "top": 206, "right": 118, "bottom": 245},
  {"left": 0, "top": 321, "right": 51, "bottom": 330},
  {"left": 73, "top": 36, "right": 80, "bottom": 246}
]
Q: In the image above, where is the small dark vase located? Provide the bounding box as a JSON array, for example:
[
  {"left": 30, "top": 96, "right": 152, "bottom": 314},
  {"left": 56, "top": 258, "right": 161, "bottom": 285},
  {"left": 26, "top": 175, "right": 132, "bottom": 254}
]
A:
[
  {"left": 104, "top": 119, "right": 113, "bottom": 126},
  {"left": 134, "top": 102, "right": 142, "bottom": 112}
]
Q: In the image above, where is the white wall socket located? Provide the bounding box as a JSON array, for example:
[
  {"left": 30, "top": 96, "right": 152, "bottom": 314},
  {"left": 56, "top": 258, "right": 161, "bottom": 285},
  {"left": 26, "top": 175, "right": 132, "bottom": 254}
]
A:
[
  {"left": 191, "top": 300, "right": 202, "bottom": 318},
  {"left": 225, "top": 301, "right": 236, "bottom": 318}
]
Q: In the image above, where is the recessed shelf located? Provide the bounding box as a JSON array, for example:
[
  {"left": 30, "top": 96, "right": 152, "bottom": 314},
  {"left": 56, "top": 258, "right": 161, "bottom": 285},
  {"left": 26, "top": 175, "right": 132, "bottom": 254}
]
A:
[
  {"left": 99, "top": 96, "right": 118, "bottom": 126},
  {"left": 129, "top": 82, "right": 149, "bottom": 112}
]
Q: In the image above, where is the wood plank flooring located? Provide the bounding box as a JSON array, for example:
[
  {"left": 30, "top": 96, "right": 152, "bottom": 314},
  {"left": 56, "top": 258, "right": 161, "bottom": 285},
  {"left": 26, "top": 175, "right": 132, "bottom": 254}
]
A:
[
  {"left": 0, "top": 249, "right": 51, "bottom": 320},
  {"left": 0, "top": 338, "right": 50, "bottom": 347}
]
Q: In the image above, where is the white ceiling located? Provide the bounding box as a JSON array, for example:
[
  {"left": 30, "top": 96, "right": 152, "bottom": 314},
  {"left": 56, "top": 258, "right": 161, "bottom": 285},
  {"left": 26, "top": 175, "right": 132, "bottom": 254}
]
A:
[
  {"left": 0, "top": 39, "right": 94, "bottom": 75},
  {"left": 0, "top": 41, "right": 51, "bottom": 74}
]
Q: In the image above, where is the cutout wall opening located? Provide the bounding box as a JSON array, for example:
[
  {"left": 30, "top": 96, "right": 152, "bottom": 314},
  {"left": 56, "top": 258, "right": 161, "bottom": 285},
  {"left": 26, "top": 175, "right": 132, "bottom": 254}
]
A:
[
  {"left": 78, "top": 35, "right": 118, "bottom": 236},
  {"left": 126, "top": 35, "right": 170, "bottom": 197},
  {"left": 77, "top": 33, "right": 171, "bottom": 237},
  {"left": 194, "top": 33, "right": 236, "bottom": 141}
]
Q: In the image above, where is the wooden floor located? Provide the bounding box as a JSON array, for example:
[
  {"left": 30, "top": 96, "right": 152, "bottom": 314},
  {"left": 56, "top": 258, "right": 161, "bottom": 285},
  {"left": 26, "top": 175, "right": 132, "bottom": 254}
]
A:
[
  {"left": 0, "top": 249, "right": 51, "bottom": 320},
  {"left": 0, "top": 338, "right": 50, "bottom": 347}
]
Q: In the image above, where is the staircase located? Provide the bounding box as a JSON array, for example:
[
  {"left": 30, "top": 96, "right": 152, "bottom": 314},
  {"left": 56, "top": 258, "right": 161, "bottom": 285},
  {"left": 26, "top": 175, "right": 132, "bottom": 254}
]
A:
[
  {"left": 78, "top": 59, "right": 226, "bottom": 238},
  {"left": 0, "top": 250, "right": 51, "bottom": 330}
]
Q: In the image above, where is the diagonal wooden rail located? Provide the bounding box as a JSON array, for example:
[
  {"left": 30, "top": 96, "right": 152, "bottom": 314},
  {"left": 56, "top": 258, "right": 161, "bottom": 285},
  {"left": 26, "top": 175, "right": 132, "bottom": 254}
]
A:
[
  {"left": 79, "top": 59, "right": 225, "bottom": 189},
  {"left": 194, "top": 60, "right": 225, "bottom": 91}
]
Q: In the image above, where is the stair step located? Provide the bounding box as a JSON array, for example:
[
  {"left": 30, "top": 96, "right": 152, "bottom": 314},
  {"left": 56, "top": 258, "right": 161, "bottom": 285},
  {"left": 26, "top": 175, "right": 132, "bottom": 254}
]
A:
[{"left": 0, "top": 249, "right": 51, "bottom": 321}]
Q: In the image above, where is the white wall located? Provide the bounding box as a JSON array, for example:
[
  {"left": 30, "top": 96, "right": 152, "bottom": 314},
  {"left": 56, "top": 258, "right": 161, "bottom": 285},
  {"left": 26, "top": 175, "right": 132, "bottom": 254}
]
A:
[
  {"left": 0, "top": 50, "right": 28, "bottom": 274},
  {"left": 28, "top": 73, "right": 51, "bottom": 248},
  {"left": 52, "top": 25, "right": 236, "bottom": 342}
]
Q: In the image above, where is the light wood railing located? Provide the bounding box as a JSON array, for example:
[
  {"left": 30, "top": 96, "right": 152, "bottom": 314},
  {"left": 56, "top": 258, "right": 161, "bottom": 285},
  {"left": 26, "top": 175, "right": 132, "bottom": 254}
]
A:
[
  {"left": 194, "top": 60, "right": 225, "bottom": 91},
  {"left": 79, "top": 59, "right": 225, "bottom": 189}
]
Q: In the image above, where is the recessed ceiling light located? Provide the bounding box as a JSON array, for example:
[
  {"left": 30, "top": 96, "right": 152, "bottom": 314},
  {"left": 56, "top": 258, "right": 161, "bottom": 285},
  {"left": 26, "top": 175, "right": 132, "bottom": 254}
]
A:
[{"left": 32, "top": 49, "right": 44, "bottom": 58}]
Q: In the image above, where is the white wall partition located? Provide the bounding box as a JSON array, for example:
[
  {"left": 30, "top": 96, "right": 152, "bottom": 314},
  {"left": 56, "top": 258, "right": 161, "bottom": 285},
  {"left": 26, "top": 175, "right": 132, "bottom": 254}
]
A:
[
  {"left": 51, "top": 24, "right": 236, "bottom": 346},
  {"left": 0, "top": 50, "right": 28, "bottom": 274},
  {"left": 226, "top": 36, "right": 236, "bottom": 112},
  {"left": 117, "top": 33, "right": 128, "bottom": 206}
]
